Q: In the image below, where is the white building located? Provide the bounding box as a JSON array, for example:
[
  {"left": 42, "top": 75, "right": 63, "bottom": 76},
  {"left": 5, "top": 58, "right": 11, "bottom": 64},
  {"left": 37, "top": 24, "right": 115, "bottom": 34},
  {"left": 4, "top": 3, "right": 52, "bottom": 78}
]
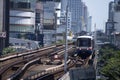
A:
[
  {"left": 87, "top": 16, "right": 92, "bottom": 33},
  {"left": 10, "top": 0, "right": 36, "bottom": 38}
]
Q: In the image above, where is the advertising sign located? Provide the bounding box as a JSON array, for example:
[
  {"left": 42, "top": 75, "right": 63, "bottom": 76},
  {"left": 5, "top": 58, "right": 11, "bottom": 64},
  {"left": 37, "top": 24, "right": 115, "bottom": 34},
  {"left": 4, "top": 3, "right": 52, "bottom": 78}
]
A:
[{"left": 0, "top": 32, "right": 6, "bottom": 38}]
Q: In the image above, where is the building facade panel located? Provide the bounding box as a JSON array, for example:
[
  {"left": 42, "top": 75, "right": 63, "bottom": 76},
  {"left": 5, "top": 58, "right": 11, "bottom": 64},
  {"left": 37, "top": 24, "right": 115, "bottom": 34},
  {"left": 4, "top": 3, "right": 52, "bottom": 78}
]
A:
[
  {"left": 10, "top": 17, "right": 34, "bottom": 25},
  {"left": 10, "top": 10, "right": 35, "bottom": 17},
  {"left": 10, "top": 25, "right": 34, "bottom": 32}
]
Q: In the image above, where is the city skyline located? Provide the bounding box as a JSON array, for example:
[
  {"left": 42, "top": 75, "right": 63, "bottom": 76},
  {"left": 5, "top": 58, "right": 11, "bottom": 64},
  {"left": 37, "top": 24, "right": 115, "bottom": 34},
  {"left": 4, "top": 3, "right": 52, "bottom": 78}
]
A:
[{"left": 83, "top": 0, "right": 113, "bottom": 31}]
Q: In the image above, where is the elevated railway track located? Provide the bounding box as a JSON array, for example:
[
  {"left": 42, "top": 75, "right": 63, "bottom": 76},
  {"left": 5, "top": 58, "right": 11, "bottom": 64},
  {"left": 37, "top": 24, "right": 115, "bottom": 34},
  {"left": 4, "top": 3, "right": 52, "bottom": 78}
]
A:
[
  {"left": 0, "top": 43, "right": 74, "bottom": 80},
  {"left": 0, "top": 42, "right": 96, "bottom": 80}
]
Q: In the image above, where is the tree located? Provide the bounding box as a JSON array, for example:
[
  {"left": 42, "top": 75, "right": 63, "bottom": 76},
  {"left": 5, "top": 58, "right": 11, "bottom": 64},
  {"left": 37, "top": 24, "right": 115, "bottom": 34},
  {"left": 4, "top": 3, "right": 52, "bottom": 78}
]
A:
[
  {"left": 99, "top": 45, "right": 120, "bottom": 80},
  {"left": 2, "top": 47, "right": 16, "bottom": 55}
]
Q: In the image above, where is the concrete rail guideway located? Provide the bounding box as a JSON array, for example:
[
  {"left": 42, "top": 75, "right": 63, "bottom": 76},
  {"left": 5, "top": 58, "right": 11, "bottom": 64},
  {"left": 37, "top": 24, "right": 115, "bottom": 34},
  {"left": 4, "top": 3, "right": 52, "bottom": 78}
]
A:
[
  {"left": 22, "top": 47, "right": 74, "bottom": 80},
  {"left": 0, "top": 40, "right": 98, "bottom": 80},
  {"left": 59, "top": 51, "right": 98, "bottom": 80},
  {"left": 0, "top": 43, "right": 74, "bottom": 80},
  {"left": 0, "top": 45, "right": 56, "bottom": 62},
  {"left": 0, "top": 42, "right": 73, "bottom": 62}
]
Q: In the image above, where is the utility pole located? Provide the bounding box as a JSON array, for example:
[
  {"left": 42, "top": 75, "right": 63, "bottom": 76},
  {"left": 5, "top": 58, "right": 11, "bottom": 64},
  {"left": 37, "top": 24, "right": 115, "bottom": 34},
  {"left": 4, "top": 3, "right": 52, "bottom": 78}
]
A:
[
  {"left": 61, "top": 0, "right": 68, "bottom": 73},
  {"left": 94, "top": 24, "right": 97, "bottom": 50},
  {"left": 94, "top": 24, "right": 98, "bottom": 80},
  {"left": 64, "top": 5, "right": 69, "bottom": 73}
]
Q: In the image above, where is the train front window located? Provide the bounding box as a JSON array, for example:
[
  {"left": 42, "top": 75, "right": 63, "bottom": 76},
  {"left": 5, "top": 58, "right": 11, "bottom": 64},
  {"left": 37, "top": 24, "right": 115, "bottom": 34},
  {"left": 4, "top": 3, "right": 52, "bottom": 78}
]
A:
[{"left": 77, "top": 38, "right": 91, "bottom": 47}]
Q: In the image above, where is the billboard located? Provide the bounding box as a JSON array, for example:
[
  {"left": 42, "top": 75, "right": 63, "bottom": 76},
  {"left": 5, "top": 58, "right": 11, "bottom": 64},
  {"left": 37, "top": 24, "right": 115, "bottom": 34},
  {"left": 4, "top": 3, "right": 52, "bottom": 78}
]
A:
[{"left": 0, "top": 0, "right": 4, "bottom": 32}]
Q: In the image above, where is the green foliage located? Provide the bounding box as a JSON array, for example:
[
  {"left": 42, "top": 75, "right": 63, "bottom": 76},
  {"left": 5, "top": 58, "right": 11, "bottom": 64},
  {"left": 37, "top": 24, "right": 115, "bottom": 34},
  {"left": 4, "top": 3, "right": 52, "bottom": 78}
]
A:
[
  {"left": 56, "top": 40, "right": 65, "bottom": 44},
  {"left": 2, "top": 47, "right": 16, "bottom": 55},
  {"left": 99, "top": 45, "right": 120, "bottom": 80}
]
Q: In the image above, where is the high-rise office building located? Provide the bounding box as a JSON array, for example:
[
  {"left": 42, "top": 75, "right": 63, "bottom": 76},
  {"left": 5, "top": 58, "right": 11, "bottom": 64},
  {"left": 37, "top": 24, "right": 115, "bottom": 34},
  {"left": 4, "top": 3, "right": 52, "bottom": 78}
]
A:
[
  {"left": 81, "top": 2, "right": 88, "bottom": 32},
  {"left": 0, "top": 0, "right": 9, "bottom": 55},
  {"left": 106, "top": 1, "right": 114, "bottom": 36},
  {"left": 87, "top": 16, "right": 92, "bottom": 33},
  {"left": 9, "top": 0, "right": 36, "bottom": 39},
  {"left": 114, "top": 0, "right": 120, "bottom": 3},
  {"left": 68, "top": 0, "right": 82, "bottom": 35},
  {"left": 36, "top": 0, "right": 59, "bottom": 46},
  {"left": 68, "top": 0, "right": 89, "bottom": 35},
  {"left": 106, "top": 0, "right": 120, "bottom": 45}
]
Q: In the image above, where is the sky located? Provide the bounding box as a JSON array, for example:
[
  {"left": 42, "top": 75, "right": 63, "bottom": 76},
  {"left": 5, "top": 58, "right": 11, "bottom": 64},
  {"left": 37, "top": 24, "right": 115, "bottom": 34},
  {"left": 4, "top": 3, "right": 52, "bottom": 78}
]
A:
[{"left": 83, "top": 0, "right": 114, "bottom": 31}]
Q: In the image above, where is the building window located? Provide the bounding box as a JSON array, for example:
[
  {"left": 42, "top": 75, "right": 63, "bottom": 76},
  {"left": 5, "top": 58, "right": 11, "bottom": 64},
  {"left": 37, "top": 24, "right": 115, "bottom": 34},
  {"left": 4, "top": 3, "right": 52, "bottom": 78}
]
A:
[
  {"left": 17, "top": 2, "right": 30, "bottom": 9},
  {"left": 115, "top": 5, "right": 120, "bottom": 11},
  {"left": 15, "top": 43, "right": 19, "bottom": 45},
  {"left": 10, "top": 1, "right": 14, "bottom": 8},
  {"left": 36, "top": 13, "right": 41, "bottom": 18}
]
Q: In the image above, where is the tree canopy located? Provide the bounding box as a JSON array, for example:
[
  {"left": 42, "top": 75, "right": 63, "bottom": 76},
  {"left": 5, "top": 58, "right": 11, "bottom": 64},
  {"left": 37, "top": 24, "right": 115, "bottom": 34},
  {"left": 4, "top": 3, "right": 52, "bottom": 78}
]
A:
[{"left": 99, "top": 45, "right": 120, "bottom": 80}]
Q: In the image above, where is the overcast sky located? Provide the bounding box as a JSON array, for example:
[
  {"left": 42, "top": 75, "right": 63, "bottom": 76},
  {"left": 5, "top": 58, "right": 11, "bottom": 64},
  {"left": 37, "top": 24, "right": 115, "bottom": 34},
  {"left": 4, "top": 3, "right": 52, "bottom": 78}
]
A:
[{"left": 83, "top": 0, "right": 114, "bottom": 31}]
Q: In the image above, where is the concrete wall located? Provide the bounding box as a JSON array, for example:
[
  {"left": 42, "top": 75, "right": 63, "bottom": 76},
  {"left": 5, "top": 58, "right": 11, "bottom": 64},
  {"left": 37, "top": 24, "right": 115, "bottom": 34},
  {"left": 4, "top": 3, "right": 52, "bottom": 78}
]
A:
[{"left": 59, "top": 66, "right": 96, "bottom": 80}]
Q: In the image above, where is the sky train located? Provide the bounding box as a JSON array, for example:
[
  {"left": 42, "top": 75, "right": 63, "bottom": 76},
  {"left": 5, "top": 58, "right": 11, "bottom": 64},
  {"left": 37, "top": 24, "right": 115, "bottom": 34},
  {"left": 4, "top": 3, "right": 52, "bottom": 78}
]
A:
[{"left": 75, "top": 35, "right": 95, "bottom": 59}]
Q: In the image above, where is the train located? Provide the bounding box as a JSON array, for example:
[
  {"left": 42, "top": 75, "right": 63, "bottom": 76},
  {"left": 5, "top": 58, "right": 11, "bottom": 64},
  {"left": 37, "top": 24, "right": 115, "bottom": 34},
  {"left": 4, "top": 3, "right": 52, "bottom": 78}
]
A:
[{"left": 74, "top": 35, "right": 95, "bottom": 59}]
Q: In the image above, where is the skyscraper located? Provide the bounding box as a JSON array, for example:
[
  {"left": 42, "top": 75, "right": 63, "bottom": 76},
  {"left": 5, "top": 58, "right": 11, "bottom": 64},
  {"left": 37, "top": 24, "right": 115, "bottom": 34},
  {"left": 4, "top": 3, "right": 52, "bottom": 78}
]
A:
[
  {"left": 68, "top": 0, "right": 82, "bottom": 35},
  {"left": 81, "top": 2, "right": 88, "bottom": 32},
  {"left": 0, "top": 0, "right": 9, "bottom": 55},
  {"left": 87, "top": 16, "right": 92, "bottom": 33},
  {"left": 68, "top": 0, "right": 89, "bottom": 35}
]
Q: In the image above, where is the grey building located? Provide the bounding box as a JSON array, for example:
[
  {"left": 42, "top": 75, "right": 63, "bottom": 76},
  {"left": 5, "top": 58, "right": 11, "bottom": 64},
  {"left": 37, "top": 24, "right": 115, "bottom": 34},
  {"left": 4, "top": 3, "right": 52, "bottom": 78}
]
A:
[
  {"left": 0, "top": 0, "right": 9, "bottom": 55},
  {"left": 67, "top": 0, "right": 89, "bottom": 35},
  {"left": 36, "top": 0, "right": 58, "bottom": 46},
  {"left": 68, "top": 0, "right": 82, "bottom": 35},
  {"left": 87, "top": 16, "right": 92, "bottom": 33},
  {"left": 106, "top": 1, "right": 114, "bottom": 37},
  {"left": 81, "top": 2, "right": 89, "bottom": 32},
  {"left": 106, "top": 0, "right": 120, "bottom": 46}
]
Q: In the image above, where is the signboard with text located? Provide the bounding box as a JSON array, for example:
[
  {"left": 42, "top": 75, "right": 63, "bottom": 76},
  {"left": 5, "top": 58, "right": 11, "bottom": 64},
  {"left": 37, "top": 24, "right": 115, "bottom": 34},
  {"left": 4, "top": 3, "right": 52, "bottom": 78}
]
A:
[{"left": 0, "top": 32, "right": 6, "bottom": 38}]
